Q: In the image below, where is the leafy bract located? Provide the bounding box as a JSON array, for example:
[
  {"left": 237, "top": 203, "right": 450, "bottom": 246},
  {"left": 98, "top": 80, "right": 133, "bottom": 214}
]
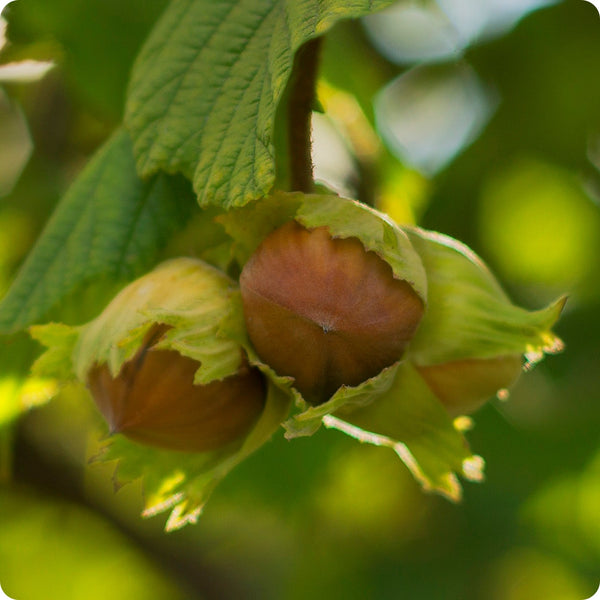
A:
[
  {"left": 326, "top": 362, "right": 483, "bottom": 501},
  {"left": 125, "top": 0, "right": 396, "bottom": 209},
  {"left": 296, "top": 195, "right": 427, "bottom": 301},
  {"left": 28, "top": 324, "right": 79, "bottom": 382},
  {"left": 0, "top": 129, "right": 194, "bottom": 335},
  {"left": 404, "top": 227, "right": 565, "bottom": 366},
  {"left": 32, "top": 258, "right": 247, "bottom": 392},
  {"left": 284, "top": 360, "right": 480, "bottom": 500},
  {"left": 74, "top": 258, "right": 244, "bottom": 384},
  {"left": 283, "top": 363, "right": 399, "bottom": 439},
  {"left": 218, "top": 193, "right": 303, "bottom": 264}
]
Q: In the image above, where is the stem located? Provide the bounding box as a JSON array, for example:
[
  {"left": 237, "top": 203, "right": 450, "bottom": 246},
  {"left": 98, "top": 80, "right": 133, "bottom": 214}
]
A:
[{"left": 288, "top": 37, "right": 322, "bottom": 193}]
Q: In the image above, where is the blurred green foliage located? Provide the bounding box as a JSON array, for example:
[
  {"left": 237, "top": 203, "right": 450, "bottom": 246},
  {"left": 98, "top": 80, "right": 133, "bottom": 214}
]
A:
[{"left": 1, "top": 1, "right": 600, "bottom": 599}]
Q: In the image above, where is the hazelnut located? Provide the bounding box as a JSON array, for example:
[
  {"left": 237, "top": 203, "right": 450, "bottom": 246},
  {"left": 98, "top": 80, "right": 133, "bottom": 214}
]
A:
[
  {"left": 240, "top": 221, "right": 425, "bottom": 404},
  {"left": 88, "top": 324, "right": 266, "bottom": 452},
  {"left": 416, "top": 355, "right": 522, "bottom": 416}
]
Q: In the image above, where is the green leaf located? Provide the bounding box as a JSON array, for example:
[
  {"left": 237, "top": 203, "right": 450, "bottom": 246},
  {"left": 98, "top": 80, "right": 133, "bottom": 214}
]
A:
[
  {"left": 404, "top": 226, "right": 566, "bottom": 366},
  {"left": 160, "top": 206, "right": 234, "bottom": 273},
  {"left": 328, "top": 361, "right": 483, "bottom": 501},
  {"left": 125, "top": 0, "right": 396, "bottom": 209},
  {"left": 0, "top": 129, "right": 195, "bottom": 335}
]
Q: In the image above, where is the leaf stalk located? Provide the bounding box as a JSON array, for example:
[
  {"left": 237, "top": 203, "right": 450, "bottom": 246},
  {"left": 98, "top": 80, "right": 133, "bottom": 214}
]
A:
[{"left": 288, "top": 36, "right": 322, "bottom": 193}]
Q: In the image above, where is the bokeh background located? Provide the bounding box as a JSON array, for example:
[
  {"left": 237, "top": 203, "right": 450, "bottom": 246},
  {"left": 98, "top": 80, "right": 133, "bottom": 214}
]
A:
[{"left": 1, "top": 1, "right": 600, "bottom": 598}]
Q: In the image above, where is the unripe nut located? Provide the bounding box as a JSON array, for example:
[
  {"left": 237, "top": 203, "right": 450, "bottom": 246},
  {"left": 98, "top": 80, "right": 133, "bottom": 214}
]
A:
[
  {"left": 240, "top": 221, "right": 425, "bottom": 404},
  {"left": 88, "top": 325, "right": 266, "bottom": 452},
  {"left": 417, "top": 355, "right": 522, "bottom": 416}
]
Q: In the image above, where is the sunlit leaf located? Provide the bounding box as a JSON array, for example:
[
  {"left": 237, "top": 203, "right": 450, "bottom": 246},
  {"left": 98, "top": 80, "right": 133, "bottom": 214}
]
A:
[
  {"left": 29, "top": 323, "right": 78, "bottom": 382},
  {"left": 125, "top": 0, "right": 396, "bottom": 209},
  {"left": 283, "top": 354, "right": 483, "bottom": 501}
]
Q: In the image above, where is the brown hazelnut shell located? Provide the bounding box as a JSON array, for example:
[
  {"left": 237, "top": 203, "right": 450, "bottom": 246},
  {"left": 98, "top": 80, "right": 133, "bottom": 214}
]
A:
[
  {"left": 87, "top": 325, "right": 266, "bottom": 452},
  {"left": 240, "top": 221, "right": 425, "bottom": 404},
  {"left": 416, "top": 355, "right": 522, "bottom": 416}
]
